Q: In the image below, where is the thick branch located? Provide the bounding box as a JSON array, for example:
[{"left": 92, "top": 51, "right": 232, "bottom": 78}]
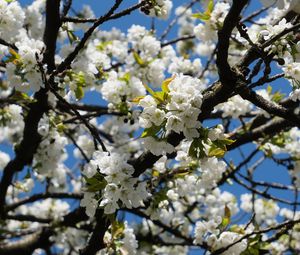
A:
[
  {"left": 0, "top": 228, "right": 53, "bottom": 255},
  {"left": 216, "top": 0, "right": 248, "bottom": 82},
  {"left": 56, "top": 0, "right": 128, "bottom": 74},
  {"left": 0, "top": 0, "right": 61, "bottom": 216},
  {"left": 5, "top": 192, "right": 82, "bottom": 212},
  {"left": 236, "top": 84, "right": 300, "bottom": 128},
  {"left": 80, "top": 209, "right": 109, "bottom": 255}
]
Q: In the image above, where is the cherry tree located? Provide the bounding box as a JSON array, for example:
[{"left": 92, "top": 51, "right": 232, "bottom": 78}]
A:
[{"left": 0, "top": 0, "right": 300, "bottom": 254}]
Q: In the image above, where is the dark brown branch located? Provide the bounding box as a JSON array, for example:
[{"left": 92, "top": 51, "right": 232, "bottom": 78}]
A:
[
  {"left": 211, "top": 218, "right": 300, "bottom": 254},
  {"left": 261, "top": 22, "right": 300, "bottom": 49},
  {"left": 228, "top": 118, "right": 292, "bottom": 150},
  {"left": 236, "top": 83, "right": 300, "bottom": 128},
  {"left": 56, "top": 1, "right": 146, "bottom": 75},
  {"left": 0, "top": 0, "right": 62, "bottom": 217},
  {"left": 160, "top": 0, "right": 198, "bottom": 40},
  {"left": 241, "top": 5, "right": 271, "bottom": 23},
  {"left": 161, "top": 34, "right": 195, "bottom": 47},
  {"left": 232, "top": 175, "right": 300, "bottom": 205},
  {"left": 0, "top": 228, "right": 53, "bottom": 255},
  {"left": 43, "top": 0, "right": 61, "bottom": 72},
  {"left": 5, "top": 192, "right": 82, "bottom": 212},
  {"left": 238, "top": 173, "right": 296, "bottom": 191},
  {"left": 49, "top": 86, "right": 107, "bottom": 152},
  {"left": 248, "top": 73, "right": 285, "bottom": 89},
  {"left": 0, "top": 38, "right": 18, "bottom": 51},
  {"left": 218, "top": 148, "right": 260, "bottom": 186},
  {"left": 56, "top": 0, "right": 123, "bottom": 74},
  {"left": 61, "top": 0, "right": 72, "bottom": 18},
  {"left": 216, "top": 0, "right": 249, "bottom": 82},
  {"left": 6, "top": 214, "right": 52, "bottom": 224},
  {"left": 64, "top": 130, "right": 90, "bottom": 161},
  {"left": 80, "top": 209, "right": 109, "bottom": 255},
  {"left": 62, "top": 1, "right": 145, "bottom": 24},
  {"left": 125, "top": 209, "right": 199, "bottom": 247}
]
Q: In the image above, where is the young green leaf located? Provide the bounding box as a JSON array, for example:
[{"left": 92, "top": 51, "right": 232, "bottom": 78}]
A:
[
  {"left": 189, "top": 138, "right": 207, "bottom": 159},
  {"left": 192, "top": 12, "right": 211, "bottom": 21},
  {"left": 220, "top": 205, "right": 231, "bottom": 228},
  {"left": 85, "top": 173, "right": 107, "bottom": 192},
  {"left": 141, "top": 125, "right": 162, "bottom": 138},
  {"left": 133, "top": 51, "right": 147, "bottom": 67},
  {"left": 75, "top": 85, "right": 84, "bottom": 100}
]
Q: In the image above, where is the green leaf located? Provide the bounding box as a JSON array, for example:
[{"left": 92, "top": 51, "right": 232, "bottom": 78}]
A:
[
  {"left": 143, "top": 84, "right": 165, "bottom": 103},
  {"left": 24, "top": 169, "right": 31, "bottom": 179},
  {"left": 131, "top": 95, "right": 145, "bottom": 103},
  {"left": 208, "top": 139, "right": 235, "bottom": 158},
  {"left": 161, "top": 76, "right": 174, "bottom": 94},
  {"left": 198, "top": 127, "right": 209, "bottom": 139},
  {"left": 8, "top": 48, "right": 20, "bottom": 60},
  {"left": 229, "top": 224, "right": 245, "bottom": 235},
  {"left": 141, "top": 77, "right": 174, "bottom": 104},
  {"left": 271, "top": 91, "right": 284, "bottom": 103},
  {"left": 278, "top": 234, "right": 289, "bottom": 242},
  {"left": 160, "top": 76, "right": 174, "bottom": 101},
  {"left": 152, "top": 169, "right": 160, "bottom": 177},
  {"left": 208, "top": 143, "right": 226, "bottom": 158},
  {"left": 152, "top": 189, "right": 168, "bottom": 208},
  {"left": 207, "top": 0, "right": 214, "bottom": 14},
  {"left": 141, "top": 125, "right": 162, "bottom": 138},
  {"left": 11, "top": 91, "right": 33, "bottom": 102},
  {"left": 188, "top": 138, "right": 207, "bottom": 159},
  {"left": 241, "top": 235, "right": 270, "bottom": 255},
  {"left": 67, "top": 30, "right": 79, "bottom": 44},
  {"left": 260, "top": 242, "right": 271, "bottom": 250},
  {"left": 74, "top": 71, "right": 86, "bottom": 87},
  {"left": 249, "top": 247, "right": 259, "bottom": 255},
  {"left": 118, "top": 101, "right": 129, "bottom": 114},
  {"left": 191, "top": 1, "right": 214, "bottom": 21},
  {"left": 224, "top": 205, "right": 231, "bottom": 221},
  {"left": 133, "top": 51, "right": 146, "bottom": 67},
  {"left": 5, "top": 48, "right": 21, "bottom": 65},
  {"left": 119, "top": 72, "right": 131, "bottom": 84},
  {"left": 96, "top": 41, "right": 112, "bottom": 51},
  {"left": 174, "top": 169, "right": 191, "bottom": 178},
  {"left": 249, "top": 235, "right": 262, "bottom": 246},
  {"left": 153, "top": 91, "right": 165, "bottom": 102},
  {"left": 291, "top": 44, "right": 299, "bottom": 61},
  {"left": 221, "top": 138, "right": 235, "bottom": 145},
  {"left": 75, "top": 85, "right": 84, "bottom": 100},
  {"left": 221, "top": 205, "right": 231, "bottom": 227},
  {"left": 56, "top": 123, "right": 66, "bottom": 133},
  {"left": 267, "top": 84, "right": 272, "bottom": 94},
  {"left": 85, "top": 173, "right": 107, "bottom": 192},
  {"left": 112, "top": 220, "right": 125, "bottom": 238},
  {"left": 143, "top": 83, "right": 156, "bottom": 97},
  {"left": 191, "top": 12, "right": 211, "bottom": 21}
]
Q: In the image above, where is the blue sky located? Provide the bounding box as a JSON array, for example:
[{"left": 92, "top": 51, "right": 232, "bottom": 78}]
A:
[{"left": 3, "top": 1, "right": 296, "bottom": 254}]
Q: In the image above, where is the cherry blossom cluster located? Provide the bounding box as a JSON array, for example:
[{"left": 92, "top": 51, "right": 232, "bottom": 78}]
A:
[
  {"left": 194, "top": 218, "right": 247, "bottom": 254},
  {"left": 138, "top": 74, "right": 205, "bottom": 155},
  {"left": 1, "top": 0, "right": 300, "bottom": 254},
  {"left": 81, "top": 151, "right": 149, "bottom": 216},
  {"left": 140, "top": 0, "right": 172, "bottom": 19}
]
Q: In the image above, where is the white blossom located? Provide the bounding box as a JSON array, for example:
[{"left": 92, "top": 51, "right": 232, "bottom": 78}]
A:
[
  {"left": 81, "top": 151, "right": 149, "bottom": 215},
  {"left": 290, "top": 89, "right": 300, "bottom": 101},
  {"left": 0, "top": 0, "right": 25, "bottom": 41},
  {"left": 121, "top": 222, "right": 138, "bottom": 254},
  {"left": 0, "top": 151, "right": 9, "bottom": 170}
]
